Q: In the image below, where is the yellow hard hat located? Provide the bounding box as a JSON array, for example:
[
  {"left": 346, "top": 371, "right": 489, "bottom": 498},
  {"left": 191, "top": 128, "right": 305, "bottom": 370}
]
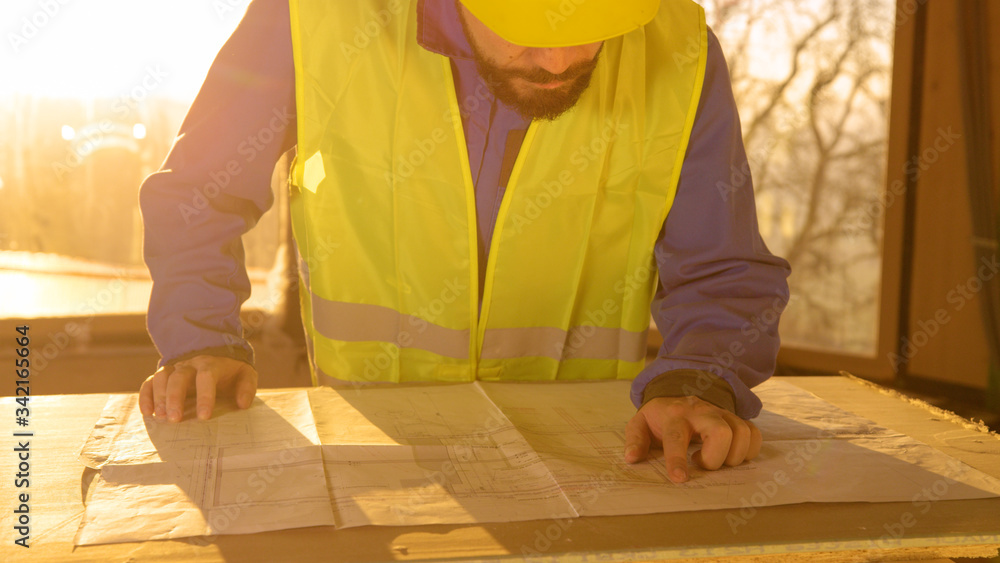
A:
[{"left": 458, "top": 0, "right": 661, "bottom": 48}]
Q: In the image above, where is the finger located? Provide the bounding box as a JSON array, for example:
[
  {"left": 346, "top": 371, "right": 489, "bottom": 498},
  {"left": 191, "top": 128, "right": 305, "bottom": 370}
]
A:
[
  {"left": 688, "top": 411, "right": 733, "bottom": 471},
  {"left": 659, "top": 415, "right": 693, "bottom": 483},
  {"left": 623, "top": 411, "right": 652, "bottom": 464},
  {"left": 152, "top": 366, "right": 172, "bottom": 418},
  {"left": 233, "top": 365, "right": 258, "bottom": 409},
  {"left": 746, "top": 420, "right": 763, "bottom": 460},
  {"left": 195, "top": 369, "right": 218, "bottom": 421},
  {"left": 139, "top": 374, "right": 156, "bottom": 416},
  {"left": 164, "top": 365, "right": 196, "bottom": 422},
  {"left": 720, "top": 411, "right": 751, "bottom": 466}
]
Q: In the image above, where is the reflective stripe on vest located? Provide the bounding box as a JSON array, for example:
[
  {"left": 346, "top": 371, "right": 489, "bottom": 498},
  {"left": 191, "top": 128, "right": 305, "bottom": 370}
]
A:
[{"left": 288, "top": 0, "right": 707, "bottom": 384}]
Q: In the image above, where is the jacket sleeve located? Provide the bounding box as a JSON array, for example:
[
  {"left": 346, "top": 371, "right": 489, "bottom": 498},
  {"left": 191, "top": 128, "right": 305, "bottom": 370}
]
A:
[
  {"left": 629, "top": 29, "right": 792, "bottom": 420},
  {"left": 139, "top": 0, "right": 296, "bottom": 369}
]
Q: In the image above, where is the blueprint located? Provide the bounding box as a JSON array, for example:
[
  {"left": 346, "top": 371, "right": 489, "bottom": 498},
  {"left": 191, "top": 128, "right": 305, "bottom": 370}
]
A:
[
  {"left": 77, "top": 392, "right": 334, "bottom": 543},
  {"left": 480, "top": 381, "right": 1000, "bottom": 516},
  {"left": 76, "top": 380, "right": 1000, "bottom": 545},
  {"left": 309, "top": 383, "right": 574, "bottom": 528}
]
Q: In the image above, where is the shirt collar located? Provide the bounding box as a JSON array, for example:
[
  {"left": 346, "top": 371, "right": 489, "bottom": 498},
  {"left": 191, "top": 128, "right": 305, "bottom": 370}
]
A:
[{"left": 417, "top": 0, "right": 475, "bottom": 60}]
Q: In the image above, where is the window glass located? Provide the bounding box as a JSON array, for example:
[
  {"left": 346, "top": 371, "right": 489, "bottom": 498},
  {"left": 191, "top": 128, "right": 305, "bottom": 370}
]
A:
[
  {"left": 704, "top": 0, "right": 896, "bottom": 355},
  {"left": 0, "top": 1, "right": 280, "bottom": 317}
]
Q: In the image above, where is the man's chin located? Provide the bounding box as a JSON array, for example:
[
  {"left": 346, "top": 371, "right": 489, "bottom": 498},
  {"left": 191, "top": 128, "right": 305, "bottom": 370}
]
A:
[
  {"left": 504, "top": 81, "right": 586, "bottom": 120},
  {"left": 514, "top": 100, "right": 578, "bottom": 121}
]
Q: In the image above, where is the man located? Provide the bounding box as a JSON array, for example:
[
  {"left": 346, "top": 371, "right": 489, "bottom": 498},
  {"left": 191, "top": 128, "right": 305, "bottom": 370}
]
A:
[{"left": 139, "top": 0, "right": 791, "bottom": 485}]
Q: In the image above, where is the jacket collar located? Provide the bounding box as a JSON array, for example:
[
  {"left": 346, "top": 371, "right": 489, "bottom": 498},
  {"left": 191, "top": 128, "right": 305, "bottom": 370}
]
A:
[{"left": 417, "top": 0, "right": 475, "bottom": 60}]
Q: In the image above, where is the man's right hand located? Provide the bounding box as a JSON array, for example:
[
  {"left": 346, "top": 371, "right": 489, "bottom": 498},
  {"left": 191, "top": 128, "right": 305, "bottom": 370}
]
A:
[{"left": 139, "top": 355, "right": 258, "bottom": 422}]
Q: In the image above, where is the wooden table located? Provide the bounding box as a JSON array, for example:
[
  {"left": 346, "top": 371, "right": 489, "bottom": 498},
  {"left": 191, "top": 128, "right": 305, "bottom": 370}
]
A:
[{"left": 2, "top": 375, "right": 998, "bottom": 562}]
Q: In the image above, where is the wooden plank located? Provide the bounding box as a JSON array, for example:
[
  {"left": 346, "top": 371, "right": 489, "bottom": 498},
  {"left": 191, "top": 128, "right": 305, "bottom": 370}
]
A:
[{"left": 3, "top": 376, "right": 998, "bottom": 562}]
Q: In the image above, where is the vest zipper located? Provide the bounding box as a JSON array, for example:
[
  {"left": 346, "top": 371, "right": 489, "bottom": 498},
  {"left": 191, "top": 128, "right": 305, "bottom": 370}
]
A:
[
  {"left": 442, "top": 58, "right": 482, "bottom": 376},
  {"left": 475, "top": 122, "right": 540, "bottom": 360}
]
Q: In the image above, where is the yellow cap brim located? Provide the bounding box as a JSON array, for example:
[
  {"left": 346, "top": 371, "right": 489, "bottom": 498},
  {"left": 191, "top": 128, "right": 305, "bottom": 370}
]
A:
[{"left": 459, "top": 0, "right": 660, "bottom": 48}]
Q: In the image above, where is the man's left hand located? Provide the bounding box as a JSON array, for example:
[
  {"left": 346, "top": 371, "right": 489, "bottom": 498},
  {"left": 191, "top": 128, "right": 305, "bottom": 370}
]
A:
[{"left": 623, "top": 395, "right": 762, "bottom": 484}]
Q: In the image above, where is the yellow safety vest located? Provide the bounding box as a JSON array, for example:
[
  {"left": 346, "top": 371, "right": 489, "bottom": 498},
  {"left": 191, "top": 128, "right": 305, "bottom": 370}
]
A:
[{"left": 288, "top": 0, "right": 707, "bottom": 385}]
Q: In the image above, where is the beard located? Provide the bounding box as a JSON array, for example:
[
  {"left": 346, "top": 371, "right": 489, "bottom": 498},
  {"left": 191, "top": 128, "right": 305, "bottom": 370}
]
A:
[{"left": 457, "top": 9, "right": 603, "bottom": 120}]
